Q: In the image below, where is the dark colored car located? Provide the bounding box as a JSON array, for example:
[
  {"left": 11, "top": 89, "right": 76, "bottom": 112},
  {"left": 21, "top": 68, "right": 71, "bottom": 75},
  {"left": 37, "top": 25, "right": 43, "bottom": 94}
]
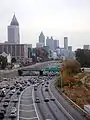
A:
[
  {"left": 45, "top": 88, "right": 49, "bottom": 92},
  {"left": 17, "top": 91, "right": 20, "bottom": 95},
  {"left": 44, "top": 98, "right": 49, "bottom": 102},
  {"left": 46, "top": 81, "right": 49, "bottom": 84},
  {"left": 3, "top": 102, "right": 9, "bottom": 108},
  {"left": 0, "top": 107, "right": 6, "bottom": 114},
  {"left": 0, "top": 111, "right": 4, "bottom": 119},
  {"left": 50, "top": 98, "right": 55, "bottom": 101},
  {"left": 4, "top": 98, "right": 10, "bottom": 103},
  {"left": 9, "top": 112, "right": 17, "bottom": 118}
]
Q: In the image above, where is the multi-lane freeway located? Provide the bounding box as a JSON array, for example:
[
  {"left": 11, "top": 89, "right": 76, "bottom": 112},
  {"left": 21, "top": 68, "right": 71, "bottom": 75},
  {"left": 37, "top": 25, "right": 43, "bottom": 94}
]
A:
[{"left": 0, "top": 61, "right": 89, "bottom": 120}]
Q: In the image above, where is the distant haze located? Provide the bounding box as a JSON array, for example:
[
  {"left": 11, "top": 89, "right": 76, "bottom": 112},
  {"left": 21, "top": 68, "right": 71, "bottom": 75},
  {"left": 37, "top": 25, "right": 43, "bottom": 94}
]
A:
[{"left": 0, "top": 0, "right": 90, "bottom": 50}]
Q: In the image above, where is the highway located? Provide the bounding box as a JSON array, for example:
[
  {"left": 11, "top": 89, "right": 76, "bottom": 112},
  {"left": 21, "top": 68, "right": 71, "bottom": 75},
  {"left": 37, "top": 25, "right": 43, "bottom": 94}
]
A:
[
  {"left": 35, "top": 83, "right": 69, "bottom": 120},
  {"left": 34, "top": 78, "right": 87, "bottom": 120},
  {"left": 0, "top": 61, "right": 89, "bottom": 120}
]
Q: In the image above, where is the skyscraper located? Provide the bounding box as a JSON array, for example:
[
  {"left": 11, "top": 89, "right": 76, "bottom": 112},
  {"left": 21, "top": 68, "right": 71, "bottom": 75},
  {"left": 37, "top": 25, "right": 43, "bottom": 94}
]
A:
[
  {"left": 8, "top": 14, "right": 20, "bottom": 44},
  {"left": 64, "top": 37, "right": 68, "bottom": 50},
  {"left": 68, "top": 46, "right": 72, "bottom": 52},
  {"left": 46, "top": 36, "right": 54, "bottom": 51},
  {"left": 83, "top": 45, "right": 90, "bottom": 50},
  {"left": 54, "top": 40, "right": 59, "bottom": 50},
  {"left": 39, "top": 32, "right": 45, "bottom": 46}
]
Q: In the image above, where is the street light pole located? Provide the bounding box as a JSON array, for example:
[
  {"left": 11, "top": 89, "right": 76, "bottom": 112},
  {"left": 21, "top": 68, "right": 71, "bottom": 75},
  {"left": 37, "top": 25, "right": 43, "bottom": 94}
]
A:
[{"left": 60, "top": 71, "right": 63, "bottom": 92}]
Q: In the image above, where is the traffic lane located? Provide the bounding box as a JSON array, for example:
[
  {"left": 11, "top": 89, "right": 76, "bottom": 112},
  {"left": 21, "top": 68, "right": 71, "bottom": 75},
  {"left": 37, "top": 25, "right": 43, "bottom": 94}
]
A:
[
  {"left": 35, "top": 84, "right": 57, "bottom": 120},
  {"left": 50, "top": 79, "right": 87, "bottom": 120},
  {"left": 42, "top": 85, "right": 69, "bottom": 120},
  {"left": 3, "top": 89, "right": 19, "bottom": 120},
  {"left": 41, "top": 84, "right": 69, "bottom": 120}
]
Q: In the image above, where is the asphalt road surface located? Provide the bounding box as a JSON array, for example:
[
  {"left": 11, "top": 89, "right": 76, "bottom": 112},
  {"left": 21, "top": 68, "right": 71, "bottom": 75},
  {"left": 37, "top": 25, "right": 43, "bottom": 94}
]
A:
[
  {"left": 34, "top": 77, "right": 88, "bottom": 120},
  {"left": 35, "top": 81, "right": 73, "bottom": 120},
  {"left": 18, "top": 86, "right": 39, "bottom": 120},
  {"left": 1, "top": 61, "right": 89, "bottom": 120}
]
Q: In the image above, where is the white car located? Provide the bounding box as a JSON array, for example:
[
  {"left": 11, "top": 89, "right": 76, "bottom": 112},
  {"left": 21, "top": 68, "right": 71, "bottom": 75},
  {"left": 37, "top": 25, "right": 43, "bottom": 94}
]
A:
[{"left": 11, "top": 89, "right": 15, "bottom": 93}]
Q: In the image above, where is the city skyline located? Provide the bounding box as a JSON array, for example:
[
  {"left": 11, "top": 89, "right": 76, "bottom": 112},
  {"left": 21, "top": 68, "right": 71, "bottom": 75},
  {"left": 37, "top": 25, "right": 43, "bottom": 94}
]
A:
[{"left": 0, "top": 0, "right": 90, "bottom": 50}]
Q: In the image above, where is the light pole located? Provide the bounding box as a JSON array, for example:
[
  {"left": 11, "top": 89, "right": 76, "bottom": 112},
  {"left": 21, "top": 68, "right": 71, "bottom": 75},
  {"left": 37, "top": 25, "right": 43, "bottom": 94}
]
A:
[{"left": 60, "top": 71, "right": 63, "bottom": 92}]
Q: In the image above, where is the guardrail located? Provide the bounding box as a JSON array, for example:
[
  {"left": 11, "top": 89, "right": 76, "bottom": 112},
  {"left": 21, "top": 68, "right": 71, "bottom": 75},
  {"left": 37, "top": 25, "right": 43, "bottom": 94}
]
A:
[{"left": 56, "top": 87, "right": 90, "bottom": 120}]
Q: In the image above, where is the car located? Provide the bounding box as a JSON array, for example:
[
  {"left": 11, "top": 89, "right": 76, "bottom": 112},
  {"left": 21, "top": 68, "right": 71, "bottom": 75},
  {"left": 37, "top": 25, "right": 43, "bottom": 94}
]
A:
[
  {"left": 27, "top": 83, "right": 30, "bottom": 86},
  {"left": 4, "top": 98, "right": 10, "bottom": 102},
  {"left": 6, "top": 85, "right": 9, "bottom": 89},
  {"left": 9, "top": 112, "right": 17, "bottom": 118},
  {"left": 44, "top": 98, "right": 49, "bottom": 102},
  {"left": 11, "top": 99, "right": 18, "bottom": 103},
  {"left": 50, "top": 98, "right": 55, "bottom": 101},
  {"left": 34, "top": 88, "right": 37, "bottom": 91},
  {"left": 16, "top": 86, "right": 19, "bottom": 89},
  {"left": 17, "top": 91, "right": 20, "bottom": 95},
  {"left": 45, "top": 85, "right": 48, "bottom": 87},
  {"left": 3, "top": 78, "right": 8, "bottom": 81},
  {"left": 3, "top": 102, "right": 9, "bottom": 108},
  {"left": 0, "top": 107, "right": 6, "bottom": 114},
  {"left": 11, "top": 89, "right": 16, "bottom": 93},
  {"left": 20, "top": 87, "right": 23, "bottom": 91},
  {"left": 46, "top": 81, "right": 49, "bottom": 84},
  {"left": 0, "top": 111, "right": 4, "bottom": 119},
  {"left": 42, "top": 83, "right": 44, "bottom": 85},
  {"left": 9, "top": 92, "right": 13, "bottom": 96},
  {"left": 35, "top": 97, "right": 40, "bottom": 103},
  {"left": 45, "top": 88, "right": 49, "bottom": 92},
  {"left": 11, "top": 107, "right": 17, "bottom": 113},
  {"left": 0, "top": 86, "right": 3, "bottom": 89},
  {"left": 10, "top": 86, "right": 15, "bottom": 90},
  {"left": 0, "top": 91, "right": 6, "bottom": 97}
]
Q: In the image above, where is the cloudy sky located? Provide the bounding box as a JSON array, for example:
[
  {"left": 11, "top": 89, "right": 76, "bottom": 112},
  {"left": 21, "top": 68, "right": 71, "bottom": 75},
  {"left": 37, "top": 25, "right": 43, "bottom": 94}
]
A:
[{"left": 1, "top": 0, "right": 90, "bottom": 50}]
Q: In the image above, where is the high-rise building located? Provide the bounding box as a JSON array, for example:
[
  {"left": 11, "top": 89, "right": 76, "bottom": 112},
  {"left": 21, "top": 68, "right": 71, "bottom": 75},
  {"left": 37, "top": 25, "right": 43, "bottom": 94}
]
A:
[
  {"left": 39, "top": 32, "right": 45, "bottom": 46},
  {"left": 8, "top": 14, "right": 20, "bottom": 44},
  {"left": 83, "top": 45, "right": 90, "bottom": 50},
  {"left": 68, "top": 46, "right": 72, "bottom": 52},
  {"left": 54, "top": 40, "right": 59, "bottom": 50},
  {"left": 64, "top": 37, "right": 68, "bottom": 50},
  {"left": 46, "top": 36, "right": 54, "bottom": 51}
]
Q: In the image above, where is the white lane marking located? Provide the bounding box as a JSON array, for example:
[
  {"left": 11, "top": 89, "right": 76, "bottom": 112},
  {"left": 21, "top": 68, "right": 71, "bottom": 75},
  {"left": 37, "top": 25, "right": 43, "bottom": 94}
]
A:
[
  {"left": 20, "top": 99, "right": 33, "bottom": 102},
  {"left": 49, "top": 83, "right": 75, "bottom": 120},
  {"left": 20, "top": 104, "right": 34, "bottom": 107},
  {"left": 20, "top": 109, "right": 35, "bottom": 112},
  {"left": 19, "top": 116, "right": 38, "bottom": 120},
  {"left": 22, "top": 94, "right": 32, "bottom": 96},
  {"left": 32, "top": 87, "right": 40, "bottom": 120}
]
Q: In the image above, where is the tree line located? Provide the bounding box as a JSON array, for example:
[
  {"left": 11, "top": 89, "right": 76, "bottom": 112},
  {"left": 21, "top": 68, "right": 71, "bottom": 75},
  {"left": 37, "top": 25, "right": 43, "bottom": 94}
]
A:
[{"left": 75, "top": 49, "right": 90, "bottom": 67}]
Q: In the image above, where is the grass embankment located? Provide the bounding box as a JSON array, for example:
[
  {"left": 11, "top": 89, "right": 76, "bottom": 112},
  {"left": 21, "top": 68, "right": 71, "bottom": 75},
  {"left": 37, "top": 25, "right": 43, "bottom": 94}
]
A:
[{"left": 56, "top": 60, "right": 90, "bottom": 109}]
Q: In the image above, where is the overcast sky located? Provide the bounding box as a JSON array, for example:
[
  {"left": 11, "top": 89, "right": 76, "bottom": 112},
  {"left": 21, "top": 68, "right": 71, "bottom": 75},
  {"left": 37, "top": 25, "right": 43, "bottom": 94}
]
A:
[{"left": 1, "top": 0, "right": 90, "bottom": 50}]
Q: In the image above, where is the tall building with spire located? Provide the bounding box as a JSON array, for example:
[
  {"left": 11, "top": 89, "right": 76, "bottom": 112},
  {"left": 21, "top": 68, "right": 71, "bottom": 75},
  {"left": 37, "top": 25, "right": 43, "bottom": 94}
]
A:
[
  {"left": 39, "top": 32, "right": 45, "bottom": 46},
  {"left": 8, "top": 14, "right": 20, "bottom": 44}
]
